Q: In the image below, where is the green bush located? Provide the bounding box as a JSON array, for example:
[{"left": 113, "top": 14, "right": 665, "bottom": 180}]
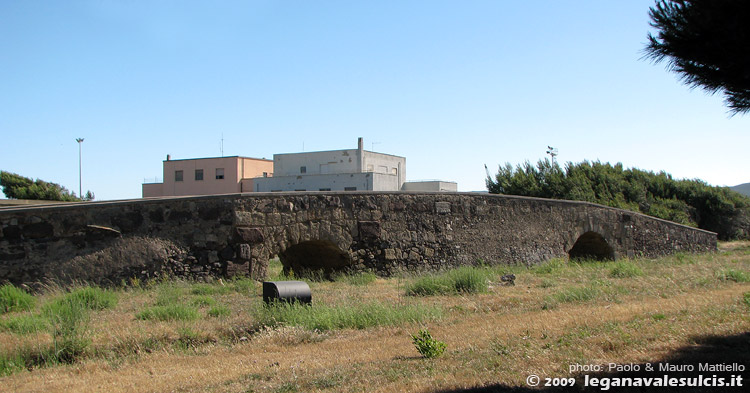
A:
[
  {"left": 0, "top": 284, "right": 36, "bottom": 314},
  {"left": 609, "top": 262, "right": 644, "bottom": 278},
  {"left": 743, "top": 292, "right": 750, "bottom": 309},
  {"left": 136, "top": 305, "right": 200, "bottom": 322},
  {"left": 411, "top": 329, "right": 446, "bottom": 358},
  {"left": 252, "top": 302, "right": 441, "bottom": 331}
]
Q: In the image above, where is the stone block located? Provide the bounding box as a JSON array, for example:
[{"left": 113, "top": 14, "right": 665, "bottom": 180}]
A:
[
  {"left": 235, "top": 227, "right": 264, "bottom": 244},
  {"left": 237, "top": 243, "right": 252, "bottom": 260},
  {"left": 358, "top": 221, "right": 381, "bottom": 239},
  {"left": 435, "top": 202, "right": 451, "bottom": 214}
]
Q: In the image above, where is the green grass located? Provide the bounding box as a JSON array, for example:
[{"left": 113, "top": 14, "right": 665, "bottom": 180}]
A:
[
  {"left": 551, "top": 285, "right": 600, "bottom": 303},
  {"left": 191, "top": 295, "right": 217, "bottom": 308},
  {"left": 136, "top": 304, "right": 201, "bottom": 322},
  {"left": 406, "top": 266, "right": 490, "bottom": 296},
  {"left": 51, "top": 287, "right": 118, "bottom": 311},
  {"left": 0, "top": 284, "right": 36, "bottom": 314},
  {"left": 336, "top": 271, "right": 378, "bottom": 286},
  {"left": 207, "top": 305, "right": 231, "bottom": 318},
  {"left": 191, "top": 283, "right": 233, "bottom": 296},
  {"left": 252, "top": 302, "right": 442, "bottom": 331},
  {"left": 716, "top": 269, "right": 749, "bottom": 282},
  {"left": 0, "top": 313, "right": 48, "bottom": 334},
  {"left": 609, "top": 261, "right": 644, "bottom": 278},
  {"left": 743, "top": 292, "right": 750, "bottom": 309}
]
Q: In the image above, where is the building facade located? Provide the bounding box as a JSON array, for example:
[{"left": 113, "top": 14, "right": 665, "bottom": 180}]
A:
[
  {"left": 142, "top": 156, "right": 273, "bottom": 197},
  {"left": 252, "top": 138, "right": 406, "bottom": 192}
]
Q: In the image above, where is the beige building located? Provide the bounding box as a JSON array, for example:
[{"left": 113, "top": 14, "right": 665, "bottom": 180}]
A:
[{"left": 142, "top": 156, "right": 273, "bottom": 197}]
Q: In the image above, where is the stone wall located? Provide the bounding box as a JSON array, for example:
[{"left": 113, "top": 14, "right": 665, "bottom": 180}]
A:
[{"left": 0, "top": 192, "right": 717, "bottom": 287}]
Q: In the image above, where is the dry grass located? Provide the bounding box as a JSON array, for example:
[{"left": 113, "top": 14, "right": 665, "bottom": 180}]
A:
[{"left": 1, "top": 242, "right": 749, "bottom": 392}]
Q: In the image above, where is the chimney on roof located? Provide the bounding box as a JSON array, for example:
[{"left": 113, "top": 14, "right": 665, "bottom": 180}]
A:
[
  {"left": 166, "top": 154, "right": 171, "bottom": 161},
  {"left": 358, "top": 137, "right": 363, "bottom": 152}
]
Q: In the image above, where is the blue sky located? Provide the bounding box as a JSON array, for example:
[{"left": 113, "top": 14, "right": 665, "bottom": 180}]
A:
[{"left": 1, "top": 1, "right": 748, "bottom": 200}]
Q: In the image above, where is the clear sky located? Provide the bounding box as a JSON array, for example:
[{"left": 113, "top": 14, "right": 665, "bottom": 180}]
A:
[{"left": 1, "top": 1, "right": 748, "bottom": 201}]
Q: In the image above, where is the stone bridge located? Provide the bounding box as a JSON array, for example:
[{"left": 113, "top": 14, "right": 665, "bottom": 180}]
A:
[{"left": 0, "top": 192, "right": 716, "bottom": 287}]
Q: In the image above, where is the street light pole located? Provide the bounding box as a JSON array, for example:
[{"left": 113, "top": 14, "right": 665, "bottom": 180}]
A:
[{"left": 76, "top": 138, "right": 84, "bottom": 198}]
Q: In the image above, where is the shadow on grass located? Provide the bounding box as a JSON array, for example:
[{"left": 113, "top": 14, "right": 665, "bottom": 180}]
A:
[{"left": 435, "top": 332, "right": 749, "bottom": 392}]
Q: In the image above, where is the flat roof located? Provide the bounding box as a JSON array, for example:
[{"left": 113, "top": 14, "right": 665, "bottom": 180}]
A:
[{"left": 163, "top": 156, "right": 272, "bottom": 162}]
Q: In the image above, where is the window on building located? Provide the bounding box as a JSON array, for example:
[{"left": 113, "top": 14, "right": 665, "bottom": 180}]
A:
[
  {"left": 294, "top": 189, "right": 306, "bottom": 192},
  {"left": 195, "top": 169, "right": 203, "bottom": 181},
  {"left": 175, "top": 170, "right": 183, "bottom": 182},
  {"left": 263, "top": 172, "right": 268, "bottom": 178},
  {"left": 300, "top": 166, "right": 307, "bottom": 174},
  {"left": 216, "top": 168, "right": 224, "bottom": 179},
  {"left": 345, "top": 187, "right": 357, "bottom": 191},
  {"left": 319, "top": 188, "right": 331, "bottom": 191}
]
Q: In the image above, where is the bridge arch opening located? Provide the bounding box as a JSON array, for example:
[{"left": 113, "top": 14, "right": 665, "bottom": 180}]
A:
[
  {"left": 278, "top": 240, "right": 351, "bottom": 278},
  {"left": 568, "top": 231, "right": 615, "bottom": 261}
]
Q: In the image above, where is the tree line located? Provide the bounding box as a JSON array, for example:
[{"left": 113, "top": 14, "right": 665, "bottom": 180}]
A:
[
  {"left": 486, "top": 160, "right": 749, "bottom": 240},
  {"left": 0, "top": 171, "right": 93, "bottom": 202}
]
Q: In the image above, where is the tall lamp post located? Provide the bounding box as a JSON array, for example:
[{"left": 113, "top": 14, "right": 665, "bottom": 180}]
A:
[{"left": 76, "top": 138, "right": 84, "bottom": 198}]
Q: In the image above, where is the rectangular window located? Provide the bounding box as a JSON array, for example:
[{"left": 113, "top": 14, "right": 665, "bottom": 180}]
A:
[
  {"left": 175, "top": 170, "right": 183, "bottom": 182},
  {"left": 300, "top": 166, "right": 307, "bottom": 174},
  {"left": 345, "top": 187, "right": 357, "bottom": 191},
  {"left": 294, "top": 189, "right": 306, "bottom": 192},
  {"left": 215, "top": 168, "right": 224, "bottom": 179},
  {"left": 195, "top": 169, "right": 203, "bottom": 181},
  {"left": 319, "top": 188, "right": 331, "bottom": 191},
  {"left": 263, "top": 172, "right": 268, "bottom": 178}
]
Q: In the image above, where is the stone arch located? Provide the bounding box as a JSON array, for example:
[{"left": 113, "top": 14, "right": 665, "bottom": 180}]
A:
[
  {"left": 278, "top": 239, "right": 352, "bottom": 278},
  {"left": 568, "top": 231, "right": 615, "bottom": 261}
]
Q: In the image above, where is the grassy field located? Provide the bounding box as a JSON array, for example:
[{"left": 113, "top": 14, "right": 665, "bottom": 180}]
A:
[{"left": 1, "top": 242, "right": 748, "bottom": 392}]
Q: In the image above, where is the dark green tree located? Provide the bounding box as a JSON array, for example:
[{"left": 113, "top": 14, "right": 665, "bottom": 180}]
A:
[
  {"left": 644, "top": 0, "right": 750, "bottom": 115},
  {"left": 486, "top": 160, "right": 750, "bottom": 240},
  {"left": 0, "top": 171, "right": 93, "bottom": 202}
]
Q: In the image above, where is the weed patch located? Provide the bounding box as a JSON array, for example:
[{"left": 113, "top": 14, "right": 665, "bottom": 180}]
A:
[
  {"left": 0, "top": 284, "right": 36, "bottom": 314},
  {"left": 252, "top": 302, "right": 441, "bottom": 331},
  {"left": 406, "top": 267, "right": 490, "bottom": 296},
  {"left": 136, "top": 305, "right": 200, "bottom": 322},
  {"left": 609, "top": 261, "right": 644, "bottom": 278},
  {"left": 717, "top": 269, "right": 749, "bottom": 282},
  {"left": 0, "top": 314, "right": 48, "bottom": 334}
]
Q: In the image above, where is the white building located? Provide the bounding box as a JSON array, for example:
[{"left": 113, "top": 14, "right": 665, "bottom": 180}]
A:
[{"left": 253, "top": 138, "right": 408, "bottom": 192}]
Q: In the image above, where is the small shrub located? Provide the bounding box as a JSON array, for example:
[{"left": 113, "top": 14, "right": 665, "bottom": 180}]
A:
[
  {"left": 0, "top": 284, "right": 36, "bottom": 314},
  {"left": 411, "top": 329, "right": 446, "bottom": 358},
  {"left": 136, "top": 305, "right": 200, "bottom": 322},
  {"left": 609, "top": 261, "right": 644, "bottom": 278},
  {"left": 717, "top": 269, "right": 749, "bottom": 282},
  {"left": 743, "top": 292, "right": 750, "bottom": 309},
  {"left": 207, "top": 305, "right": 231, "bottom": 318},
  {"left": 534, "top": 259, "right": 566, "bottom": 274}
]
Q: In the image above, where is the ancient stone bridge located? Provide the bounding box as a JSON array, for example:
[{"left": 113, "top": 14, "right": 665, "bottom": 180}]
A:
[{"left": 0, "top": 192, "right": 716, "bottom": 287}]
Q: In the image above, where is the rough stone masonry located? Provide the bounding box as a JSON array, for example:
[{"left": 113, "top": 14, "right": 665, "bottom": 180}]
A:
[{"left": 0, "top": 192, "right": 716, "bottom": 287}]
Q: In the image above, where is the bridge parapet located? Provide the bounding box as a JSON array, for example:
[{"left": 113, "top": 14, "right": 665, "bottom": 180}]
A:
[{"left": 0, "top": 192, "right": 717, "bottom": 287}]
